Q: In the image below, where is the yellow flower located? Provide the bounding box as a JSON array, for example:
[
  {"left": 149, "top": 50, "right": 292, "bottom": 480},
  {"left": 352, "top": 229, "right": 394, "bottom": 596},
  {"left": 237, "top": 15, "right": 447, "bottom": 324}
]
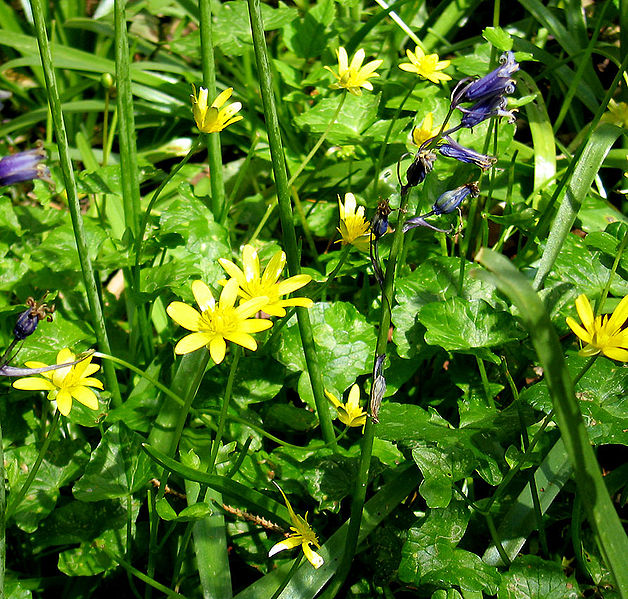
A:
[
  {"left": 566, "top": 294, "right": 628, "bottom": 361},
  {"left": 325, "top": 47, "right": 383, "bottom": 96},
  {"left": 268, "top": 483, "right": 324, "bottom": 569},
  {"left": 412, "top": 112, "right": 440, "bottom": 147},
  {"left": 325, "top": 384, "right": 367, "bottom": 428},
  {"left": 337, "top": 192, "right": 370, "bottom": 251},
  {"left": 191, "top": 86, "right": 243, "bottom": 133},
  {"left": 601, "top": 100, "right": 628, "bottom": 129},
  {"left": 219, "top": 245, "right": 313, "bottom": 318},
  {"left": 399, "top": 46, "right": 451, "bottom": 84},
  {"left": 166, "top": 278, "right": 272, "bottom": 364},
  {"left": 12, "top": 348, "right": 102, "bottom": 416}
]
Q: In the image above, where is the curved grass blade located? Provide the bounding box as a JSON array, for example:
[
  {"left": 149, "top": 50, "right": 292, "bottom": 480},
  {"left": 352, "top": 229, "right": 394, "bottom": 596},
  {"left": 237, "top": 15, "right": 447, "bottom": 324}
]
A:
[{"left": 476, "top": 249, "right": 628, "bottom": 598}]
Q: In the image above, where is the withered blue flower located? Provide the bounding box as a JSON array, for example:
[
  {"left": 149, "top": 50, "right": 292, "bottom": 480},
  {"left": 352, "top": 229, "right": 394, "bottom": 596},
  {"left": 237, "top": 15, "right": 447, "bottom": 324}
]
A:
[
  {"left": 0, "top": 144, "right": 50, "bottom": 187},
  {"left": 438, "top": 137, "right": 497, "bottom": 170},
  {"left": 403, "top": 182, "right": 480, "bottom": 232},
  {"left": 458, "top": 95, "right": 516, "bottom": 128}
]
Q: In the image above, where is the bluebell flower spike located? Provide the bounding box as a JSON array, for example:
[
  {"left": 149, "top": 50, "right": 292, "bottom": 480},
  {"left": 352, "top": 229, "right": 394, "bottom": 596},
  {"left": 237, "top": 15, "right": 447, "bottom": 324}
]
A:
[{"left": 458, "top": 95, "right": 517, "bottom": 128}]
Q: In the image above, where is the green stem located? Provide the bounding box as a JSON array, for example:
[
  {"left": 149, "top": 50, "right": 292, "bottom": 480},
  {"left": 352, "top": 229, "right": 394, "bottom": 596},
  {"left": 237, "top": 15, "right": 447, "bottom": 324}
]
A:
[
  {"left": 597, "top": 232, "right": 628, "bottom": 315},
  {"left": 30, "top": 0, "right": 121, "bottom": 407},
  {"left": 114, "top": 0, "right": 141, "bottom": 238},
  {"left": 199, "top": 0, "right": 226, "bottom": 222},
  {"left": 288, "top": 92, "right": 347, "bottom": 187},
  {"left": 247, "top": 0, "right": 336, "bottom": 447},
  {"left": 0, "top": 411, "right": 4, "bottom": 598},
  {"left": 7, "top": 411, "right": 60, "bottom": 519},
  {"left": 208, "top": 346, "right": 241, "bottom": 473},
  {"left": 261, "top": 244, "right": 352, "bottom": 351},
  {"left": 332, "top": 188, "right": 411, "bottom": 594},
  {"left": 191, "top": 349, "right": 240, "bottom": 599}
]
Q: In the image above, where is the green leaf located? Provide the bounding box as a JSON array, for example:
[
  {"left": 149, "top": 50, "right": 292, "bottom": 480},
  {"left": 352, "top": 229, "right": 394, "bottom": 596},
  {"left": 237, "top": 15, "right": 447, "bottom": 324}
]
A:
[
  {"left": 274, "top": 302, "right": 376, "bottom": 407},
  {"left": 482, "top": 26, "right": 513, "bottom": 51},
  {"left": 282, "top": 0, "right": 334, "bottom": 59},
  {"left": 417, "top": 297, "right": 526, "bottom": 361},
  {"left": 293, "top": 94, "right": 381, "bottom": 144},
  {"left": 498, "top": 555, "right": 581, "bottom": 599},
  {"left": 33, "top": 499, "right": 126, "bottom": 548},
  {"left": 399, "top": 502, "right": 500, "bottom": 593},
  {"left": 5, "top": 438, "right": 90, "bottom": 532},
  {"left": 156, "top": 192, "right": 230, "bottom": 288},
  {"left": 156, "top": 497, "right": 212, "bottom": 522},
  {"left": 73, "top": 423, "right": 156, "bottom": 501}
]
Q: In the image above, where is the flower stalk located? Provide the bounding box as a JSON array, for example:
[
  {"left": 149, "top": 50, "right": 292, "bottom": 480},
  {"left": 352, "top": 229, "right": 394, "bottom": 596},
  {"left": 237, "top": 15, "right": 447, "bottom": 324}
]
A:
[
  {"left": 247, "top": 0, "right": 336, "bottom": 447},
  {"left": 30, "top": 0, "right": 121, "bottom": 407}
]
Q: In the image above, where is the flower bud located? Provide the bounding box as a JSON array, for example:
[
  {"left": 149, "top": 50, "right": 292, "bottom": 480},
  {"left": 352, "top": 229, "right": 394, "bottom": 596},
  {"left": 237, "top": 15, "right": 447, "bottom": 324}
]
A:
[{"left": 438, "top": 138, "right": 497, "bottom": 170}]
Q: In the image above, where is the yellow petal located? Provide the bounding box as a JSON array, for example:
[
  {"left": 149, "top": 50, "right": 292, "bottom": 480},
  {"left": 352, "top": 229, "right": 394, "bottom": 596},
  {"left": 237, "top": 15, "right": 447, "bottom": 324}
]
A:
[
  {"left": 350, "top": 48, "right": 365, "bottom": 71},
  {"left": 212, "top": 87, "right": 233, "bottom": 109},
  {"left": 71, "top": 386, "right": 99, "bottom": 411},
  {"left": 57, "top": 348, "right": 75, "bottom": 365},
  {"left": 276, "top": 274, "right": 311, "bottom": 296},
  {"left": 566, "top": 316, "right": 592, "bottom": 344},
  {"left": 262, "top": 251, "right": 286, "bottom": 286},
  {"left": 209, "top": 336, "right": 227, "bottom": 364},
  {"left": 218, "top": 258, "right": 247, "bottom": 288},
  {"left": 55, "top": 389, "right": 73, "bottom": 416},
  {"left": 239, "top": 319, "right": 273, "bottom": 334},
  {"left": 81, "top": 377, "right": 104, "bottom": 390},
  {"left": 337, "top": 47, "right": 348, "bottom": 73},
  {"left": 13, "top": 377, "right": 56, "bottom": 392},
  {"left": 242, "top": 245, "right": 260, "bottom": 283},
  {"left": 174, "top": 332, "right": 211, "bottom": 355},
  {"left": 220, "top": 278, "right": 240, "bottom": 308},
  {"left": 302, "top": 542, "right": 324, "bottom": 569},
  {"left": 167, "top": 302, "right": 203, "bottom": 331},
  {"left": 192, "top": 280, "right": 214, "bottom": 312},
  {"left": 606, "top": 295, "right": 628, "bottom": 334},
  {"left": 602, "top": 346, "right": 628, "bottom": 361},
  {"left": 325, "top": 389, "right": 342, "bottom": 409},
  {"left": 575, "top": 294, "right": 594, "bottom": 329},
  {"left": 235, "top": 296, "right": 269, "bottom": 319},
  {"left": 268, "top": 537, "right": 302, "bottom": 557},
  {"left": 224, "top": 331, "right": 257, "bottom": 351}
]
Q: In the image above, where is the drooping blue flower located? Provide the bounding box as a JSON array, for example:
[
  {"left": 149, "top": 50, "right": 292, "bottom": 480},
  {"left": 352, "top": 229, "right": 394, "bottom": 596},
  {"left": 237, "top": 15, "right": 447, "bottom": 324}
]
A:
[
  {"left": 432, "top": 182, "right": 480, "bottom": 214},
  {"left": 403, "top": 182, "right": 480, "bottom": 232},
  {"left": 438, "top": 137, "right": 497, "bottom": 170},
  {"left": 458, "top": 95, "right": 516, "bottom": 128},
  {"left": 0, "top": 144, "right": 50, "bottom": 186},
  {"left": 453, "top": 51, "right": 519, "bottom": 105},
  {"left": 401, "top": 150, "right": 437, "bottom": 194},
  {"left": 12, "top": 296, "right": 55, "bottom": 340}
]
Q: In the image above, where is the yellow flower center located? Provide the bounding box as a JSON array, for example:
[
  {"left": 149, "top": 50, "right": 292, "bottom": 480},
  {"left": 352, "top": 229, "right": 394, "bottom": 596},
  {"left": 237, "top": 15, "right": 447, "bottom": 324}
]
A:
[
  {"left": 242, "top": 280, "right": 279, "bottom": 304},
  {"left": 200, "top": 306, "right": 240, "bottom": 336}
]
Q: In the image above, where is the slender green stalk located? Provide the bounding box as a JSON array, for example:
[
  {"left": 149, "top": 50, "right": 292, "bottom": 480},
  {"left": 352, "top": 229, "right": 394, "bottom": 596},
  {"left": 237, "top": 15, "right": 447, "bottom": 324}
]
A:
[
  {"left": 329, "top": 188, "right": 411, "bottom": 596},
  {"left": 208, "top": 346, "right": 241, "bottom": 473},
  {"left": 199, "top": 0, "right": 226, "bottom": 222},
  {"left": 0, "top": 414, "right": 4, "bottom": 598},
  {"left": 288, "top": 93, "right": 347, "bottom": 188},
  {"left": 191, "top": 349, "right": 241, "bottom": 599},
  {"left": 7, "top": 411, "right": 60, "bottom": 519},
  {"left": 597, "top": 232, "right": 628, "bottom": 315},
  {"left": 30, "top": 0, "right": 121, "bottom": 407},
  {"left": 114, "top": 0, "right": 141, "bottom": 238},
  {"left": 247, "top": 0, "right": 336, "bottom": 447}
]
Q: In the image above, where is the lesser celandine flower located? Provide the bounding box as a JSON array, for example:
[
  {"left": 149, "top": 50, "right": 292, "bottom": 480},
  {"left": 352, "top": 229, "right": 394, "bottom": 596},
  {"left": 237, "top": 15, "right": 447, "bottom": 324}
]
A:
[
  {"left": 566, "top": 294, "right": 628, "bottom": 361},
  {"left": 268, "top": 483, "right": 324, "bottom": 569},
  {"left": 412, "top": 112, "right": 440, "bottom": 147},
  {"left": 167, "top": 279, "right": 272, "bottom": 364},
  {"left": 399, "top": 46, "right": 451, "bottom": 84},
  {"left": 325, "top": 384, "right": 367, "bottom": 428},
  {"left": 218, "top": 245, "right": 313, "bottom": 317},
  {"left": 191, "top": 86, "right": 243, "bottom": 133},
  {"left": 12, "top": 348, "right": 102, "bottom": 416},
  {"left": 325, "top": 47, "right": 383, "bottom": 96},
  {"left": 337, "top": 192, "right": 370, "bottom": 251}
]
